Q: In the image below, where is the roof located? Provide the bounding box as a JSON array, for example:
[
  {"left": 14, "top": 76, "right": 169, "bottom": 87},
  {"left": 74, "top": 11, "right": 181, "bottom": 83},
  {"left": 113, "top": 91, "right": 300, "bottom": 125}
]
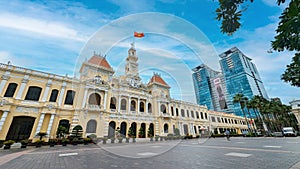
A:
[
  {"left": 148, "top": 74, "right": 170, "bottom": 88},
  {"left": 88, "top": 55, "right": 112, "bottom": 70}
]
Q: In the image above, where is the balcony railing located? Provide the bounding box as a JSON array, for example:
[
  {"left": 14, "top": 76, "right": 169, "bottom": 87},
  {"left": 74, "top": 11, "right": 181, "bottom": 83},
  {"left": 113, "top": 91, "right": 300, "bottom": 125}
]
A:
[{"left": 88, "top": 104, "right": 102, "bottom": 111}]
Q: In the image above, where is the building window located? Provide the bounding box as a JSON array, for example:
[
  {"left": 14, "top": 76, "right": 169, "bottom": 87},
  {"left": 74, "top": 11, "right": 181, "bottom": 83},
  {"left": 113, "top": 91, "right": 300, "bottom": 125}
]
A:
[
  {"left": 187, "top": 110, "right": 189, "bottom": 117},
  {"left": 140, "top": 102, "right": 145, "bottom": 112},
  {"left": 225, "top": 118, "right": 228, "bottom": 123},
  {"left": 191, "top": 111, "right": 194, "bottom": 118},
  {"left": 164, "top": 124, "right": 169, "bottom": 133},
  {"left": 181, "top": 109, "right": 185, "bottom": 117},
  {"left": 211, "top": 116, "right": 216, "bottom": 122},
  {"left": 204, "top": 113, "right": 208, "bottom": 119},
  {"left": 49, "top": 89, "right": 59, "bottom": 102},
  {"left": 161, "top": 104, "right": 167, "bottom": 114},
  {"left": 64, "top": 90, "right": 75, "bottom": 105},
  {"left": 121, "top": 99, "right": 127, "bottom": 110},
  {"left": 196, "top": 111, "right": 199, "bottom": 119},
  {"left": 88, "top": 93, "right": 101, "bottom": 105},
  {"left": 130, "top": 100, "right": 136, "bottom": 111},
  {"left": 148, "top": 103, "right": 152, "bottom": 113},
  {"left": 110, "top": 97, "right": 117, "bottom": 109},
  {"left": 86, "top": 120, "right": 97, "bottom": 133},
  {"left": 171, "top": 107, "right": 174, "bottom": 116},
  {"left": 25, "top": 86, "right": 42, "bottom": 101},
  {"left": 176, "top": 108, "right": 179, "bottom": 116},
  {"left": 4, "top": 83, "right": 18, "bottom": 97},
  {"left": 200, "top": 112, "right": 204, "bottom": 119}
]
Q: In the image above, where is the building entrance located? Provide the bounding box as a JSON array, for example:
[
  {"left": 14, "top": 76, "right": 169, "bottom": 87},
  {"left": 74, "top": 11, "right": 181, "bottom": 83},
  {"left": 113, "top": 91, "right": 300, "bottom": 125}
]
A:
[{"left": 6, "top": 116, "right": 35, "bottom": 141}]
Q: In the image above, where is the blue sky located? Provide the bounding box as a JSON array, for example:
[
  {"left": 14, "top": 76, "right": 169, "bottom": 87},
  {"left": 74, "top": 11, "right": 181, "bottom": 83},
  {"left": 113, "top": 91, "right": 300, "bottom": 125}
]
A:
[{"left": 0, "top": 0, "right": 298, "bottom": 105}]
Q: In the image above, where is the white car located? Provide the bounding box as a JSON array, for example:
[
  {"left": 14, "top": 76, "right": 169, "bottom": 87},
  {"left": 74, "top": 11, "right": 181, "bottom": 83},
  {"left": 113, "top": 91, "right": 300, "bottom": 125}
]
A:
[{"left": 282, "top": 127, "right": 297, "bottom": 137}]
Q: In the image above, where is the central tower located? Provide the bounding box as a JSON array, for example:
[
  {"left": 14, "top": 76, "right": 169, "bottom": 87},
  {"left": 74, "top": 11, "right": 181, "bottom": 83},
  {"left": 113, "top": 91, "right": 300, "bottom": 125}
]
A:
[{"left": 125, "top": 43, "right": 141, "bottom": 87}]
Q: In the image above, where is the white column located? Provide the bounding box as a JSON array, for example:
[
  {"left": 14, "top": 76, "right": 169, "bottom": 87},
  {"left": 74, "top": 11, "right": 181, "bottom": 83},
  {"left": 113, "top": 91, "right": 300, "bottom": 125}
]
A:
[
  {"left": 168, "top": 103, "right": 171, "bottom": 115},
  {"left": 36, "top": 113, "right": 45, "bottom": 134},
  {"left": 118, "top": 95, "right": 121, "bottom": 112},
  {"left": 0, "top": 73, "right": 10, "bottom": 95},
  {"left": 103, "top": 91, "right": 107, "bottom": 110},
  {"left": 15, "top": 75, "right": 29, "bottom": 99},
  {"left": 41, "top": 79, "right": 52, "bottom": 102},
  {"left": 81, "top": 87, "right": 88, "bottom": 109},
  {"left": 128, "top": 97, "right": 131, "bottom": 113},
  {"left": 0, "top": 111, "right": 9, "bottom": 131},
  {"left": 46, "top": 114, "right": 55, "bottom": 136},
  {"left": 145, "top": 100, "right": 148, "bottom": 113},
  {"left": 137, "top": 98, "right": 140, "bottom": 113},
  {"left": 178, "top": 122, "right": 182, "bottom": 135},
  {"left": 57, "top": 82, "right": 67, "bottom": 106}
]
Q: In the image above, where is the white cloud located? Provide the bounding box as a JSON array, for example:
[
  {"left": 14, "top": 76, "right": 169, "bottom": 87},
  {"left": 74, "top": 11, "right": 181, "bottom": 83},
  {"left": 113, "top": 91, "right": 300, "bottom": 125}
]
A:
[
  {"left": 0, "top": 13, "right": 88, "bottom": 41},
  {"left": 0, "top": 51, "right": 10, "bottom": 63},
  {"left": 262, "top": 0, "right": 290, "bottom": 9}
]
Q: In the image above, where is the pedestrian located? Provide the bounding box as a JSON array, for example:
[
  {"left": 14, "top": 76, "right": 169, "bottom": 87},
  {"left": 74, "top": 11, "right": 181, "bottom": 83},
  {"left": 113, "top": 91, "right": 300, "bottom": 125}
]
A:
[{"left": 225, "top": 130, "right": 230, "bottom": 141}]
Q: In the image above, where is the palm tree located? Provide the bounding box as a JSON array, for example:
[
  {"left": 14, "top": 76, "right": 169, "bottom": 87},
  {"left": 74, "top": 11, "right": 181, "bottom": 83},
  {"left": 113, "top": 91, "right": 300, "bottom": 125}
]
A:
[{"left": 233, "top": 93, "right": 251, "bottom": 132}]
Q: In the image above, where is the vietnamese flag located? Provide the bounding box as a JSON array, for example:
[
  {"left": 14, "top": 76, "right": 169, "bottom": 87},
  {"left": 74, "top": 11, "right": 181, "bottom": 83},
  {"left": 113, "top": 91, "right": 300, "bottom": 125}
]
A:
[{"left": 134, "top": 31, "right": 144, "bottom": 38}]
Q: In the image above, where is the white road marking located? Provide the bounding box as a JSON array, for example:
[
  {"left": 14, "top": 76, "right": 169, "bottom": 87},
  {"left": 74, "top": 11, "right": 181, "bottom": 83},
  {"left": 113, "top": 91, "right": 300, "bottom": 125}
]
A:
[
  {"left": 236, "top": 142, "right": 246, "bottom": 144},
  {"left": 151, "top": 146, "right": 161, "bottom": 148},
  {"left": 287, "top": 142, "right": 299, "bottom": 144},
  {"left": 263, "top": 146, "right": 282, "bottom": 148},
  {"left": 225, "top": 152, "right": 252, "bottom": 158},
  {"left": 137, "top": 152, "right": 158, "bottom": 156},
  {"left": 59, "top": 153, "right": 78, "bottom": 157}
]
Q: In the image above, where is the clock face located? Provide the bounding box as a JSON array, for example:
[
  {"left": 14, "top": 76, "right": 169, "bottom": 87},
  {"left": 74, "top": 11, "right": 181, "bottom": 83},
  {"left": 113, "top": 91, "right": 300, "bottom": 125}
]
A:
[{"left": 130, "top": 79, "right": 139, "bottom": 87}]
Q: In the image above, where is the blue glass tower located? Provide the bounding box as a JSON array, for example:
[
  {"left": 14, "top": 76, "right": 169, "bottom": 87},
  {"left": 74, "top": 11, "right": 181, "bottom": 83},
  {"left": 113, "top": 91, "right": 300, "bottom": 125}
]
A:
[
  {"left": 219, "top": 47, "right": 269, "bottom": 117},
  {"left": 192, "top": 64, "right": 232, "bottom": 113}
]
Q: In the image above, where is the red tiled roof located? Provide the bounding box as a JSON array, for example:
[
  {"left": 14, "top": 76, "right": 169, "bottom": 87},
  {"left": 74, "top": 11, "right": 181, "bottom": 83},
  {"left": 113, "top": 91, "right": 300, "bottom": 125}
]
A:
[
  {"left": 88, "top": 55, "right": 112, "bottom": 70},
  {"left": 149, "top": 74, "right": 169, "bottom": 87}
]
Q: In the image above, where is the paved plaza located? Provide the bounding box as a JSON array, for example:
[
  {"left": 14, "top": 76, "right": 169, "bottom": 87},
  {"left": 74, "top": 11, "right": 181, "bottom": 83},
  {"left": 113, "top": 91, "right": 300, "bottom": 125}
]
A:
[{"left": 1, "top": 137, "right": 300, "bottom": 169}]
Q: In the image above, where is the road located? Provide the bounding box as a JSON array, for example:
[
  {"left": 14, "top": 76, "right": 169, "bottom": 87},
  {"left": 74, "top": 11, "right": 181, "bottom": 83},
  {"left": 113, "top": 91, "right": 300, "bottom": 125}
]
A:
[{"left": 1, "top": 137, "right": 300, "bottom": 169}]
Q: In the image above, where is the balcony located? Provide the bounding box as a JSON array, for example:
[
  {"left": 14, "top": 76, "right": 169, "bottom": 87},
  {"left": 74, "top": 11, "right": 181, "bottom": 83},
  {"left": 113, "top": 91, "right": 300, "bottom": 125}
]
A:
[
  {"left": 161, "top": 112, "right": 171, "bottom": 119},
  {"left": 88, "top": 104, "right": 102, "bottom": 111}
]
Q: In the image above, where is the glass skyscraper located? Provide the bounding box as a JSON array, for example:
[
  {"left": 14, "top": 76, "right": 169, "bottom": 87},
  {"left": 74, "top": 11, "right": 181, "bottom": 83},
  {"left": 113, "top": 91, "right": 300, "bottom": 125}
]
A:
[
  {"left": 219, "top": 47, "right": 269, "bottom": 117},
  {"left": 192, "top": 64, "right": 233, "bottom": 113},
  {"left": 192, "top": 47, "right": 269, "bottom": 118}
]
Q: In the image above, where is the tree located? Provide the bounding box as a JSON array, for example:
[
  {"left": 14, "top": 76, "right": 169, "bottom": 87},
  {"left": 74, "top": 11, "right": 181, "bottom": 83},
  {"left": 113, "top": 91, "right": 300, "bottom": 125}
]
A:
[
  {"left": 233, "top": 93, "right": 252, "bottom": 132},
  {"left": 216, "top": 0, "right": 300, "bottom": 87},
  {"left": 56, "top": 125, "right": 68, "bottom": 138}
]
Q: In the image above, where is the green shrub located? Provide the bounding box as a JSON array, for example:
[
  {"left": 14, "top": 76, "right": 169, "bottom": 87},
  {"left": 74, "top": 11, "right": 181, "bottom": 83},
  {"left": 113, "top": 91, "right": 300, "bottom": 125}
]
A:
[{"left": 4, "top": 140, "right": 15, "bottom": 146}]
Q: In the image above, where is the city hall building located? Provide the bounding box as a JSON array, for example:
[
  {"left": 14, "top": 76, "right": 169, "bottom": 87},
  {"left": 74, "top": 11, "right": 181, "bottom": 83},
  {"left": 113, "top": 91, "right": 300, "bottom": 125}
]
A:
[{"left": 0, "top": 44, "right": 249, "bottom": 142}]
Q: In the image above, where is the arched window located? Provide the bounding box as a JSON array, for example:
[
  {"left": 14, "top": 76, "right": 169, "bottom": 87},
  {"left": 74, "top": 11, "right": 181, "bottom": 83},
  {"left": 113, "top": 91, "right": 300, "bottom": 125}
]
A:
[
  {"left": 181, "top": 109, "right": 185, "bottom": 117},
  {"left": 164, "top": 124, "right": 169, "bottom": 133},
  {"left": 171, "top": 107, "right": 174, "bottom": 116},
  {"left": 139, "top": 102, "right": 144, "bottom": 112},
  {"left": 121, "top": 99, "right": 127, "bottom": 110},
  {"left": 130, "top": 100, "right": 136, "bottom": 111},
  {"left": 86, "top": 120, "right": 97, "bottom": 133},
  {"left": 204, "top": 113, "right": 208, "bottom": 119},
  {"left": 88, "top": 93, "right": 101, "bottom": 105},
  {"left": 191, "top": 111, "right": 194, "bottom": 118},
  {"left": 176, "top": 108, "right": 179, "bottom": 116},
  {"left": 64, "top": 90, "right": 75, "bottom": 105},
  {"left": 148, "top": 103, "right": 152, "bottom": 113},
  {"left": 200, "top": 112, "right": 204, "bottom": 119},
  {"left": 160, "top": 104, "right": 167, "bottom": 114},
  {"left": 49, "top": 89, "right": 59, "bottom": 102},
  {"left": 25, "top": 86, "right": 42, "bottom": 101},
  {"left": 4, "top": 83, "right": 18, "bottom": 97},
  {"left": 186, "top": 110, "right": 189, "bottom": 117},
  {"left": 110, "top": 97, "right": 117, "bottom": 109}
]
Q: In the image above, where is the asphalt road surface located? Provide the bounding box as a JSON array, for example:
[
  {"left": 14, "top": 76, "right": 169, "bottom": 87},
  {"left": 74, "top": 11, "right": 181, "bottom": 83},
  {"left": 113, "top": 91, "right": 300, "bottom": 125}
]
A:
[{"left": 1, "top": 137, "right": 300, "bottom": 169}]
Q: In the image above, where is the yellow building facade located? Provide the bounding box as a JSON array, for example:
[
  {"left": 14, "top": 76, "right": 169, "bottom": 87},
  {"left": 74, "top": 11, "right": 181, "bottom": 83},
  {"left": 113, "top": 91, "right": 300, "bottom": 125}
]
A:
[{"left": 0, "top": 44, "right": 249, "bottom": 142}]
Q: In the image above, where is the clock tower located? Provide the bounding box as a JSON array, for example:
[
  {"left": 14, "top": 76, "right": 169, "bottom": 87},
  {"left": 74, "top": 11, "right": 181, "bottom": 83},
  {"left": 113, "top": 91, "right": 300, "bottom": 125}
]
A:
[{"left": 125, "top": 43, "right": 141, "bottom": 87}]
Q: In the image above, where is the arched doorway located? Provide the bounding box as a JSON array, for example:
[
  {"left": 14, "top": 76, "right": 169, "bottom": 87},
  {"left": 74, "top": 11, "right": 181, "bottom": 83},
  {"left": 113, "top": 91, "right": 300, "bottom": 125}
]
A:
[
  {"left": 108, "top": 121, "right": 116, "bottom": 138},
  {"left": 6, "top": 116, "right": 35, "bottom": 141},
  {"left": 183, "top": 124, "right": 188, "bottom": 135},
  {"left": 148, "top": 123, "right": 154, "bottom": 137},
  {"left": 139, "top": 123, "right": 146, "bottom": 138},
  {"left": 129, "top": 122, "right": 137, "bottom": 138},
  {"left": 120, "top": 122, "right": 127, "bottom": 137},
  {"left": 58, "top": 120, "right": 70, "bottom": 131}
]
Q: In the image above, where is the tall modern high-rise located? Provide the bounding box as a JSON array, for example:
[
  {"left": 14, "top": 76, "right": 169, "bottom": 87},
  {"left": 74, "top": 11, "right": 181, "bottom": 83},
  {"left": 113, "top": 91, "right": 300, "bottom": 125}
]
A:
[
  {"left": 219, "top": 47, "right": 269, "bottom": 117},
  {"left": 192, "top": 64, "right": 233, "bottom": 114}
]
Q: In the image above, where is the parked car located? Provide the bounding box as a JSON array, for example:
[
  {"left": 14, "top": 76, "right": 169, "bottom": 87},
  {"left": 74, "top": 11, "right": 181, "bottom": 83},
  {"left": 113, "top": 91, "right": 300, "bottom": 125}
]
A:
[{"left": 282, "top": 127, "right": 297, "bottom": 137}]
